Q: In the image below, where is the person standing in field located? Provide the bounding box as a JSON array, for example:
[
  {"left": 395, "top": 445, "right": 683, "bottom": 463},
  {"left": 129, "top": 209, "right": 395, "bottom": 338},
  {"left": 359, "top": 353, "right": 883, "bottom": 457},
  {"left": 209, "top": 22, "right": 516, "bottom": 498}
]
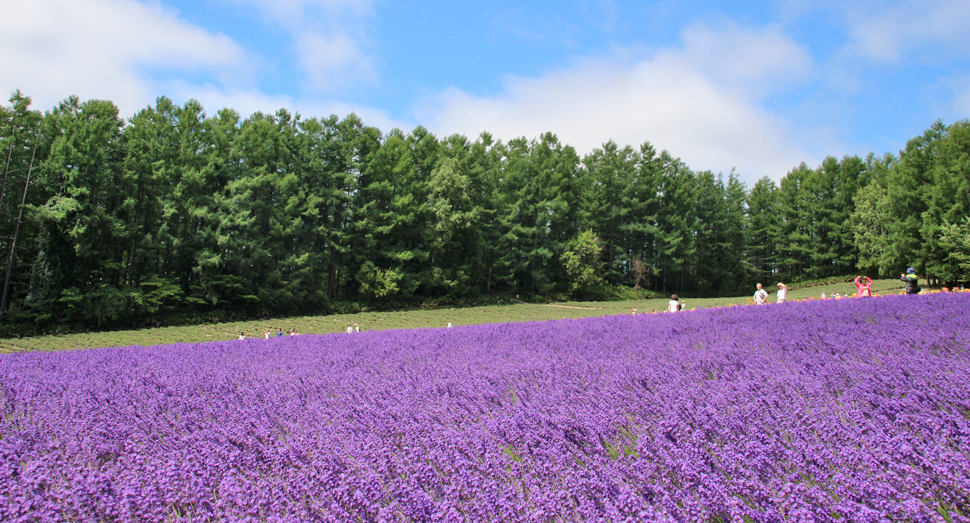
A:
[
  {"left": 667, "top": 295, "right": 680, "bottom": 312},
  {"left": 855, "top": 276, "right": 874, "bottom": 297},
  {"left": 754, "top": 283, "right": 768, "bottom": 305},
  {"left": 901, "top": 267, "right": 921, "bottom": 294},
  {"left": 776, "top": 283, "right": 788, "bottom": 303}
]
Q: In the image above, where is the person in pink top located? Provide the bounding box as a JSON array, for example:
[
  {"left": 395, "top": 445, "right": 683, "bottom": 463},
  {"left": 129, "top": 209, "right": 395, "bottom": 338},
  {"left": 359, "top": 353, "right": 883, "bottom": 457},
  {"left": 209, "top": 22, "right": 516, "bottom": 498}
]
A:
[{"left": 854, "top": 276, "right": 873, "bottom": 297}]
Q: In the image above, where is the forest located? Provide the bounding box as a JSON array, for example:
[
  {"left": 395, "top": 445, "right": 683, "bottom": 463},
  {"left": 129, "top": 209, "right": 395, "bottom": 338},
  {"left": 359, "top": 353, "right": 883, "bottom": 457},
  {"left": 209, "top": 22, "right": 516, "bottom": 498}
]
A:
[{"left": 1, "top": 90, "right": 969, "bottom": 335}]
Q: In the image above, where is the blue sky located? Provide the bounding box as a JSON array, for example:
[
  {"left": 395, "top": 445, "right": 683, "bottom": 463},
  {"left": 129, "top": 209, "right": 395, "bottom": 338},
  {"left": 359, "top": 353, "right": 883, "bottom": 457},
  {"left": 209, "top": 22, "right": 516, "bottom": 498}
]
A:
[{"left": 2, "top": 0, "right": 969, "bottom": 185}]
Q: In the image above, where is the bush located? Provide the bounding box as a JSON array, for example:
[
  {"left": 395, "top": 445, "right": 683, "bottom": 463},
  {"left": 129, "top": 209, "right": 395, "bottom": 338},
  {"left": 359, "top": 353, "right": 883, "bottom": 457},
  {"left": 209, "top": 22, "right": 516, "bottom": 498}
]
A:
[
  {"left": 572, "top": 285, "right": 665, "bottom": 302},
  {"left": 786, "top": 275, "right": 856, "bottom": 291}
]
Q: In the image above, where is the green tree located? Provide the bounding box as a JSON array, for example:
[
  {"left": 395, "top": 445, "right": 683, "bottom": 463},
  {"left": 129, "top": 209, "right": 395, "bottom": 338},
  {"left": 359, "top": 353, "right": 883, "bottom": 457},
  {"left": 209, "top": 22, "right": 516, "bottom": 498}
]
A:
[
  {"left": 583, "top": 140, "right": 639, "bottom": 286},
  {"left": 884, "top": 121, "right": 946, "bottom": 276},
  {"left": 352, "top": 127, "right": 427, "bottom": 299},
  {"left": 627, "top": 143, "right": 665, "bottom": 290},
  {"left": 464, "top": 132, "right": 507, "bottom": 293},
  {"left": 356, "top": 261, "right": 401, "bottom": 298},
  {"left": 562, "top": 229, "right": 604, "bottom": 294},
  {"left": 938, "top": 217, "right": 970, "bottom": 284},
  {"left": 32, "top": 97, "right": 127, "bottom": 326},
  {"left": 921, "top": 120, "right": 970, "bottom": 284},
  {"left": 851, "top": 182, "right": 892, "bottom": 276},
  {"left": 428, "top": 155, "right": 480, "bottom": 294},
  {"left": 652, "top": 152, "right": 694, "bottom": 293},
  {"left": 745, "top": 176, "right": 781, "bottom": 282},
  {"left": 120, "top": 97, "right": 219, "bottom": 315},
  {"left": 691, "top": 170, "right": 746, "bottom": 294},
  {"left": 0, "top": 90, "right": 43, "bottom": 326}
]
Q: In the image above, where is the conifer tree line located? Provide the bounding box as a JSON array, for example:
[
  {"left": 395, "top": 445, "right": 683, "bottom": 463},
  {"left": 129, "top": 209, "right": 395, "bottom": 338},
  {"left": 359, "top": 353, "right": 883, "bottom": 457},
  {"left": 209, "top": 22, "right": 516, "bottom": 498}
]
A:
[{"left": 1, "top": 91, "right": 968, "bottom": 333}]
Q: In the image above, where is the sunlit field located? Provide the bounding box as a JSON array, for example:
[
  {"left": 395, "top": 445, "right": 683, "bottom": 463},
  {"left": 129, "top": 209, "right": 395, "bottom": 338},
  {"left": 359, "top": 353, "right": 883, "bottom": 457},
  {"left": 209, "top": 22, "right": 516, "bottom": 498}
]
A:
[
  {"left": 0, "top": 279, "right": 908, "bottom": 353},
  {"left": 1, "top": 292, "right": 967, "bottom": 521}
]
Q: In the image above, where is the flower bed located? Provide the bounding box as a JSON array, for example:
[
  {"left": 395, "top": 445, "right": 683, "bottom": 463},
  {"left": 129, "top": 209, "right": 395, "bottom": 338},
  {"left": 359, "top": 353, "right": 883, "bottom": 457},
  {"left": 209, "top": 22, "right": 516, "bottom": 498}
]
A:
[{"left": 2, "top": 294, "right": 969, "bottom": 522}]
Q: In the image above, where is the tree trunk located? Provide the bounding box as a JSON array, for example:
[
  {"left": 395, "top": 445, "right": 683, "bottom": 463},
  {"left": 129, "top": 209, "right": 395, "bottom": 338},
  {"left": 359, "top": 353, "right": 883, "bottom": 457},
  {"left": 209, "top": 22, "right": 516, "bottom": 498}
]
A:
[{"left": 0, "top": 142, "right": 36, "bottom": 325}]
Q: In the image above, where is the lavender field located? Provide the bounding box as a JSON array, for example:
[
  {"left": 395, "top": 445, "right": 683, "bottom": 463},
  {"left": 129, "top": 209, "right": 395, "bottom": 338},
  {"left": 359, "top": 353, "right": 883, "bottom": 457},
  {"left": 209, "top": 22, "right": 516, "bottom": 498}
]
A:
[{"left": 2, "top": 294, "right": 969, "bottom": 522}]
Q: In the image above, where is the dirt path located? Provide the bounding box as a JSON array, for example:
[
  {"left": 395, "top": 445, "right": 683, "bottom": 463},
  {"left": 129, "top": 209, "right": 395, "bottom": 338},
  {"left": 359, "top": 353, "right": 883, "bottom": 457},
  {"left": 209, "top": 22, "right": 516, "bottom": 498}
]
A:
[
  {"left": 542, "top": 304, "right": 602, "bottom": 310},
  {"left": 0, "top": 341, "right": 26, "bottom": 353}
]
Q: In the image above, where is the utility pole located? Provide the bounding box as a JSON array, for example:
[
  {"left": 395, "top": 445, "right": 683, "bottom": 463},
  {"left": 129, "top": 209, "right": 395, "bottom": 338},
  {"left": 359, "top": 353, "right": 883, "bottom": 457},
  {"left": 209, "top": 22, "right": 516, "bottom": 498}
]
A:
[{"left": 0, "top": 140, "right": 36, "bottom": 326}]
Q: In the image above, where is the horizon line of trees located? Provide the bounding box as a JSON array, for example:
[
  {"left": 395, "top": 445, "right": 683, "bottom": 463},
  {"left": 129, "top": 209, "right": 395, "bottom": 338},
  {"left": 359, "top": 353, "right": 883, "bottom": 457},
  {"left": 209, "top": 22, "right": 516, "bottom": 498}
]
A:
[{"left": 1, "top": 90, "right": 968, "bottom": 334}]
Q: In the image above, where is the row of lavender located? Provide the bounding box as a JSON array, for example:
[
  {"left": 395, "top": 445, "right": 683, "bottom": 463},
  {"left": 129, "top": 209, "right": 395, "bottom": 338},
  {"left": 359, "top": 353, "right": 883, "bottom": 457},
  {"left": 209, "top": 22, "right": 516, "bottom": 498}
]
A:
[{"left": 1, "top": 294, "right": 969, "bottom": 522}]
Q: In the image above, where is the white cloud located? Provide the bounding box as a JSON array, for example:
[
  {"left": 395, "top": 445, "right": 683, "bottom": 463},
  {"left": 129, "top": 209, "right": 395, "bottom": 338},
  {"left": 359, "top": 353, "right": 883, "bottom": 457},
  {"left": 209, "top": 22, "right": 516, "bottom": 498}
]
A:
[
  {"left": 0, "top": 0, "right": 247, "bottom": 114},
  {"left": 843, "top": 0, "right": 970, "bottom": 62},
  {"left": 678, "top": 24, "right": 813, "bottom": 95},
  {"left": 955, "top": 87, "right": 970, "bottom": 116},
  {"left": 297, "top": 31, "right": 375, "bottom": 91},
  {"left": 161, "top": 82, "right": 411, "bottom": 133},
  {"left": 226, "top": 0, "right": 376, "bottom": 92},
  {"left": 0, "top": 0, "right": 390, "bottom": 129},
  {"left": 418, "top": 24, "right": 819, "bottom": 184},
  {"left": 240, "top": 0, "right": 372, "bottom": 20}
]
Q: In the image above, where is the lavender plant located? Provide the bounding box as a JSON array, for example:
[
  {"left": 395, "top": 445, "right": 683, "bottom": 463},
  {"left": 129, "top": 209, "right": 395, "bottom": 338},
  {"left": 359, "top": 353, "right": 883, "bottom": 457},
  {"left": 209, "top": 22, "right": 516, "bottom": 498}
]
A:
[{"left": 1, "top": 293, "right": 969, "bottom": 522}]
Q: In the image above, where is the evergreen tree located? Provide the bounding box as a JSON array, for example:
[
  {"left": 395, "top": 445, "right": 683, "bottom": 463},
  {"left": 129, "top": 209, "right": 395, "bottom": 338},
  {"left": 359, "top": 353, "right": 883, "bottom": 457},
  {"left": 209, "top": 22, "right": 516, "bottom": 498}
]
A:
[
  {"left": 0, "top": 91, "right": 43, "bottom": 325},
  {"left": 652, "top": 152, "right": 694, "bottom": 293},
  {"left": 921, "top": 121, "right": 970, "bottom": 284},
  {"left": 745, "top": 176, "right": 781, "bottom": 282},
  {"left": 32, "top": 97, "right": 127, "bottom": 325},
  {"left": 3, "top": 91, "right": 969, "bottom": 335},
  {"left": 884, "top": 121, "right": 946, "bottom": 276},
  {"left": 583, "top": 140, "right": 639, "bottom": 285}
]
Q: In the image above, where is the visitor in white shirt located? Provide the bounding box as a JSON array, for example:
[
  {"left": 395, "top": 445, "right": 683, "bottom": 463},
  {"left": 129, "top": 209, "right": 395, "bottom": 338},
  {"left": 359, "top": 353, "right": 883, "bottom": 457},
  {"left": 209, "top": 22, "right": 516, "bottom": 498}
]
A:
[
  {"left": 667, "top": 294, "right": 681, "bottom": 312},
  {"left": 754, "top": 283, "right": 768, "bottom": 305}
]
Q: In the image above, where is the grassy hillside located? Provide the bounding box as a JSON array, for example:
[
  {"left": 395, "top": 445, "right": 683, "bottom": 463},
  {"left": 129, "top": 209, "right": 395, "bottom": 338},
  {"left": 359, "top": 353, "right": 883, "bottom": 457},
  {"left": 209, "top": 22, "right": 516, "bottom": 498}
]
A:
[{"left": 0, "top": 278, "right": 909, "bottom": 353}]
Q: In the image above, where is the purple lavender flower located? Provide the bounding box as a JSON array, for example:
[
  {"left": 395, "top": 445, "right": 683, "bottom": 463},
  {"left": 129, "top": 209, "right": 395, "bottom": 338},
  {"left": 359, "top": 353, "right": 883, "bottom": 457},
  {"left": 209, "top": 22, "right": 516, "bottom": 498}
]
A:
[{"left": 1, "top": 293, "right": 969, "bottom": 521}]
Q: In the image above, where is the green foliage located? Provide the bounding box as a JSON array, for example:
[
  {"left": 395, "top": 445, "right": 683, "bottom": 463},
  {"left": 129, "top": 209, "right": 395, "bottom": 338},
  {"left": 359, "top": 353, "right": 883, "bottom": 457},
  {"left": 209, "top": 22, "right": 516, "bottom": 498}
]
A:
[
  {"left": 784, "top": 275, "right": 856, "bottom": 290},
  {"left": 0, "top": 91, "right": 967, "bottom": 334},
  {"left": 776, "top": 156, "right": 870, "bottom": 282},
  {"left": 921, "top": 121, "right": 970, "bottom": 284},
  {"left": 357, "top": 261, "right": 401, "bottom": 299},
  {"left": 573, "top": 285, "right": 666, "bottom": 301},
  {"left": 938, "top": 217, "right": 970, "bottom": 283},
  {"left": 851, "top": 181, "right": 892, "bottom": 276},
  {"left": 562, "top": 229, "right": 604, "bottom": 293},
  {"left": 847, "top": 120, "right": 970, "bottom": 284},
  {"left": 745, "top": 176, "right": 781, "bottom": 281}
]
